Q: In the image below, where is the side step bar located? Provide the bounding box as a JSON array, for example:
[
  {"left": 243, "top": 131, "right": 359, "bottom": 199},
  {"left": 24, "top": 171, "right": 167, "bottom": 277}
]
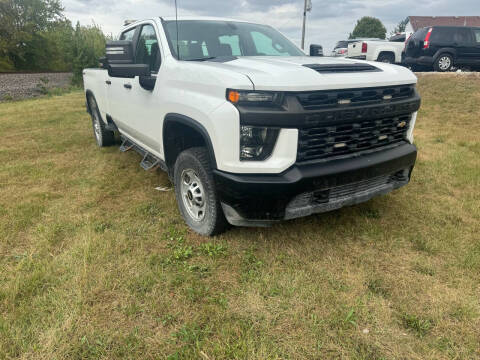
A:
[{"left": 119, "top": 135, "right": 167, "bottom": 172}]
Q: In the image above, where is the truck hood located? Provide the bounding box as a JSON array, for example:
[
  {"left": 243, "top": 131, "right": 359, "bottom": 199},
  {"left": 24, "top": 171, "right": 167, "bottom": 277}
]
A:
[{"left": 201, "top": 56, "right": 417, "bottom": 91}]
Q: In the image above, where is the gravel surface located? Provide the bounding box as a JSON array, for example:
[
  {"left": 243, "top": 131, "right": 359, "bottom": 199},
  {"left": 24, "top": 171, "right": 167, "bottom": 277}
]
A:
[{"left": 0, "top": 72, "right": 73, "bottom": 101}]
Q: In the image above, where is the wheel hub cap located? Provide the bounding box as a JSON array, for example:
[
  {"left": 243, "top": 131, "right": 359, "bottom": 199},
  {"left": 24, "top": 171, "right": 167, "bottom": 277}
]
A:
[
  {"left": 439, "top": 57, "right": 451, "bottom": 70},
  {"left": 180, "top": 169, "right": 206, "bottom": 221}
]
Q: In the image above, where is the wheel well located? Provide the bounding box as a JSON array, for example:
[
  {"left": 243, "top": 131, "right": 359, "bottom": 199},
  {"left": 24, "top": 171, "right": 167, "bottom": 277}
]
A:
[
  {"left": 435, "top": 52, "right": 454, "bottom": 61},
  {"left": 85, "top": 90, "right": 94, "bottom": 114},
  {"left": 163, "top": 117, "right": 215, "bottom": 171},
  {"left": 378, "top": 51, "right": 395, "bottom": 60}
]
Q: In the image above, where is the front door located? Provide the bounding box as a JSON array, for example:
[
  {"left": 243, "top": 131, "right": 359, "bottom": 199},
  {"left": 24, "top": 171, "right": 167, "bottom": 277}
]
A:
[
  {"left": 106, "top": 26, "right": 139, "bottom": 134},
  {"left": 119, "top": 23, "right": 163, "bottom": 155}
]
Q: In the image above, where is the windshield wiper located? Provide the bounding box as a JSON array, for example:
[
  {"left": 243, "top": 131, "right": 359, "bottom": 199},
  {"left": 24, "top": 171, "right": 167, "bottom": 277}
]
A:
[{"left": 183, "top": 56, "right": 217, "bottom": 61}]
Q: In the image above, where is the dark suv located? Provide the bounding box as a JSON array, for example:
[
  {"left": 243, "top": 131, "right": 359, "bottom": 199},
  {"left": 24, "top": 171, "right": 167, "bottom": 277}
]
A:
[{"left": 404, "top": 26, "right": 480, "bottom": 71}]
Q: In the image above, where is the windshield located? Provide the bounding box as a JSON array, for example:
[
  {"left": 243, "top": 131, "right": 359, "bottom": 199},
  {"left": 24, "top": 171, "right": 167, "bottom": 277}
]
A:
[{"left": 163, "top": 20, "right": 304, "bottom": 60}]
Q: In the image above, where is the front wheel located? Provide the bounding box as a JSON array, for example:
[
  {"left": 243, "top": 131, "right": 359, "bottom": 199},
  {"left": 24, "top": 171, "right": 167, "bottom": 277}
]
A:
[
  {"left": 434, "top": 54, "right": 453, "bottom": 72},
  {"left": 173, "top": 147, "right": 228, "bottom": 236}
]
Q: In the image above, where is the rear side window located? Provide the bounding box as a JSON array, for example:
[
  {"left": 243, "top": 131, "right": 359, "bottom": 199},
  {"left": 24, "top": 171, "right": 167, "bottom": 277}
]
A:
[
  {"left": 473, "top": 29, "right": 480, "bottom": 43},
  {"left": 120, "top": 28, "right": 136, "bottom": 41},
  {"left": 453, "top": 28, "right": 472, "bottom": 43},
  {"left": 431, "top": 27, "right": 472, "bottom": 43}
]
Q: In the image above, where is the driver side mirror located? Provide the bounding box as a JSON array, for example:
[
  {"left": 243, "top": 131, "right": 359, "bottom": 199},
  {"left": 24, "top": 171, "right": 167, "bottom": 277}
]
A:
[
  {"left": 104, "top": 40, "right": 151, "bottom": 79},
  {"left": 309, "top": 44, "right": 324, "bottom": 57}
]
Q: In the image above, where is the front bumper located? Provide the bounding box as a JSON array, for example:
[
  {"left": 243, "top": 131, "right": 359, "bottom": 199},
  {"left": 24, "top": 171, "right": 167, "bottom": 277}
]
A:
[{"left": 214, "top": 143, "right": 417, "bottom": 226}]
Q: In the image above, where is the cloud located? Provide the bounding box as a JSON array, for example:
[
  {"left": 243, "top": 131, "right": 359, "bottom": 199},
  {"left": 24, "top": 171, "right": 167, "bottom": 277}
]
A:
[{"left": 62, "top": 0, "right": 480, "bottom": 52}]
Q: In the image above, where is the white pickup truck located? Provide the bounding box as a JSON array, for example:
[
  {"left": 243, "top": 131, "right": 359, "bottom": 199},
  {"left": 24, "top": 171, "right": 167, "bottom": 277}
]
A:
[
  {"left": 347, "top": 40, "right": 405, "bottom": 64},
  {"left": 83, "top": 16, "right": 420, "bottom": 235}
]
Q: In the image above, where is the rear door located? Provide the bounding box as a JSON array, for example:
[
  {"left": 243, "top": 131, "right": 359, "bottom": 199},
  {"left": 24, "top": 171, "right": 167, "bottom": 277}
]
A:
[
  {"left": 451, "top": 27, "right": 475, "bottom": 64},
  {"left": 471, "top": 28, "right": 480, "bottom": 65}
]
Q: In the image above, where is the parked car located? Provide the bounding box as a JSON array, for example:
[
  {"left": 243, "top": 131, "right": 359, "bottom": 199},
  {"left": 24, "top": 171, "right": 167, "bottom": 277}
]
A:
[
  {"left": 331, "top": 40, "right": 354, "bottom": 57},
  {"left": 83, "top": 17, "right": 421, "bottom": 235},
  {"left": 404, "top": 26, "right": 480, "bottom": 71},
  {"left": 389, "top": 33, "right": 406, "bottom": 42},
  {"left": 331, "top": 39, "right": 379, "bottom": 57},
  {"left": 310, "top": 44, "right": 323, "bottom": 56},
  {"left": 347, "top": 39, "right": 404, "bottom": 64}
]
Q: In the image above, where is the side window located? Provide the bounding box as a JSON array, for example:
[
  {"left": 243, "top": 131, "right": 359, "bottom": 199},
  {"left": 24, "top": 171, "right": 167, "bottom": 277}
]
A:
[
  {"left": 120, "top": 28, "right": 136, "bottom": 41},
  {"left": 250, "top": 31, "right": 288, "bottom": 56},
  {"left": 453, "top": 28, "right": 471, "bottom": 43},
  {"left": 135, "top": 24, "right": 161, "bottom": 73},
  {"left": 473, "top": 29, "right": 480, "bottom": 43},
  {"left": 430, "top": 28, "right": 454, "bottom": 43}
]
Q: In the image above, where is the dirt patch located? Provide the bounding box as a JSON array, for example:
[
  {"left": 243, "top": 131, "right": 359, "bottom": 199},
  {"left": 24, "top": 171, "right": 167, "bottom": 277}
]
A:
[{"left": 0, "top": 72, "right": 73, "bottom": 101}]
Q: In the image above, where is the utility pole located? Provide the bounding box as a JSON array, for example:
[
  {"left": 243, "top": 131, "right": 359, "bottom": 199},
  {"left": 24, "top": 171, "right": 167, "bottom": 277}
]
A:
[{"left": 301, "top": 0, "right": 312, "bottom": 50}]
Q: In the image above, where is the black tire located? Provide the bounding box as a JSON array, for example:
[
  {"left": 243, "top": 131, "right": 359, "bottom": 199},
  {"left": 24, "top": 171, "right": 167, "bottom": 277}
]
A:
[
  {"left": 173, "top": 147, "right": 228, "bottom": 236},
  {"left": 377, "top": 53, "right": 395, "bottom": 64},
  {"left": 88, "top": 95, "right": 115, "bottom": 147},
  {"left": 434, "top": 54, "right": 453, "bottom": 72}
]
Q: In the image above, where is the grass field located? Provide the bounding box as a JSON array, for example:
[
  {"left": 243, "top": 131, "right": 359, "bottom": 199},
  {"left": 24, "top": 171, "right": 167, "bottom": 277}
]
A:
[{"left": 0, "top": 75, "right": 479, "bottom": 360}]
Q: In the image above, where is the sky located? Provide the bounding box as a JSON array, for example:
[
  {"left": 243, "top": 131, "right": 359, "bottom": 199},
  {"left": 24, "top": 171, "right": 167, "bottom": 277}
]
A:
[{"left": 63, "top": 0, "right": 480, "bottom": 53}]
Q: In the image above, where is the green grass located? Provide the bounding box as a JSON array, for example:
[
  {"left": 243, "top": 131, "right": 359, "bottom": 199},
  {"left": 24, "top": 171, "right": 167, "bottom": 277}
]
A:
[{"left": 0, "top": 74, "right": 479, "bottom": 359}]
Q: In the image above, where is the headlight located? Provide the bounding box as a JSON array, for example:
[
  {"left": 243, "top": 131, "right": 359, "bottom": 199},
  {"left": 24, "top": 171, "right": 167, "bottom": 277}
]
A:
[
  {"left": 227, "top": 89, "right": 283, "bottom": 106},
  {"left": 240, "top": 126, "right": 279, "bottom": 161}
]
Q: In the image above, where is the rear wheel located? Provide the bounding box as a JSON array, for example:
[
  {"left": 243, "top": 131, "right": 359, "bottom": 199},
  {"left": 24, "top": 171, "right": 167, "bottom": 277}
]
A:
[
  {"left": 377, "top": 53, "right": 395, "bottom": 64},
  {"left": 88, "top": 95, "right": 115, "bottom": 147},
  {"left": 434, "top": 54, "right": 453, "bottom": 72},
  {"left": 173, "top": 147, "right": 228, "bottom": 236}
]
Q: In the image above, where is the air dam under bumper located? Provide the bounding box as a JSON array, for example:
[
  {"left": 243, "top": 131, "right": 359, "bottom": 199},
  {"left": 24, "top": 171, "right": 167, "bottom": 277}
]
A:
[{"left": 214, "top": 143, "right": 417, "bottom": 226}]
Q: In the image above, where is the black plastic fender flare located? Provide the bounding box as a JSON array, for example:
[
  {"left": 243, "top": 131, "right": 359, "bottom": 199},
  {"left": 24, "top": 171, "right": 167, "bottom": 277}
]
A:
[{"left": 162, "top": 113, "right": 218, "bottom": 169}]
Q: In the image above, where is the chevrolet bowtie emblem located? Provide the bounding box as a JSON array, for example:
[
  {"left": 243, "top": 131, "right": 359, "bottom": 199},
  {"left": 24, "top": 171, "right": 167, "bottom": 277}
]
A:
[
  {"left": 383, "top": 94, "right": 393, "bottom": 100},
  {"left": 338, "top": 99, "right": 351, "bottom": 105},
  {"left": 397, "top": 121, "right": 407, "bottom": 128},
  {"left": 333, "top": 142, "right": 347, "bottom": 148}
]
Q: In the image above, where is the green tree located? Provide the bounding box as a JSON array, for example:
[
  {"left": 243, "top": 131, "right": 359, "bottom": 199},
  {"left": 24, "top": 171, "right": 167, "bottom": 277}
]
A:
[
  {"left": 71, "top": 21, "right": 107, "bottom": 84},
  {"left": 0, "top": 0, "right": 64, "bottom": 69},
  {"left": 0, "top": 0, "right": 108, "bottom": 84},
  {"left": 349, "top": 16, "right": 387, "bottom": 40},
  {"left": 390, "top": 17, "right": 409, "bottom": 36}
]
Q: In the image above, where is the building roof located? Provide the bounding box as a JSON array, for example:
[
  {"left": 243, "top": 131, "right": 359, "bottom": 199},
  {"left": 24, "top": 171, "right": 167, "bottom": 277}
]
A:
[{"left": 408, "top": 16, "right": 480, "bottom": 31}]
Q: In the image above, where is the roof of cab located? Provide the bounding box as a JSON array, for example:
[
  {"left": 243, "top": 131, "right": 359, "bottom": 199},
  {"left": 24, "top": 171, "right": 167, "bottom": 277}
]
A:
[{"left": 160, "top": 16, "right": 251, "bottom": 23}]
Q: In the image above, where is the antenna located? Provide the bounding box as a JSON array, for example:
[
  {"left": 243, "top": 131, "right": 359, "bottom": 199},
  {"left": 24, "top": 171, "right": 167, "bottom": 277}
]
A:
[{"left": 175, "top": 0, "right": 180, "bottom": 59}]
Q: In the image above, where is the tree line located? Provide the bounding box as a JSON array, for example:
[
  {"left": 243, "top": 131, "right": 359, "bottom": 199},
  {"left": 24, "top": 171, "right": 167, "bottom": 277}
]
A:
[
  {"left": 349, "top": 16, "right": 409, "bottom": 40},
  {"left": 0, "top": 0, "right": 409, "bottom": 83},
  {"left": 0, "top": 0, "right": 107, "bottom": 84}
]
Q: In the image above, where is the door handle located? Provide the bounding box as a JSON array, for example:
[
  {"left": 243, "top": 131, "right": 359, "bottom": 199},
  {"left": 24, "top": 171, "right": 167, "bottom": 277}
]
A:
[
  {"left": 105, "top": 80, "right": 111, "bottom": 85},
  {"left": 124, "top": 83, "right": 132, "bottom": 89}
]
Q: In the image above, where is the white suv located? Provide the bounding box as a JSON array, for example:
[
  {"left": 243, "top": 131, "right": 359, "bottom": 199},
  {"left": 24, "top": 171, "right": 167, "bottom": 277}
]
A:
[{"left": 83, "top": 17, "right": 420, "bottom": 235}]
